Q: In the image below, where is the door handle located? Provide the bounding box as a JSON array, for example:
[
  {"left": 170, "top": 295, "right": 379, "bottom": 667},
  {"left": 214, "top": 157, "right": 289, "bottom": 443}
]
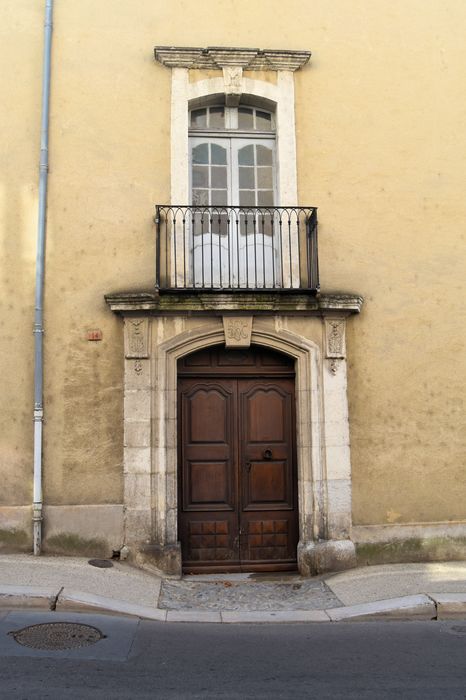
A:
[
  {"left": 263, "top": 448, "right": 273, "bottom": 460},
  {"left": 245, "top": 461, "right": 252, "bottom": 472}
]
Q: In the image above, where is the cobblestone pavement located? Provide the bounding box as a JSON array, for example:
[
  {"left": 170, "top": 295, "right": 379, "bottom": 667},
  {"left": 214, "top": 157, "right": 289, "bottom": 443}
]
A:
[{"left": 159, "top": 575, "right": 342, "bottom": 611}]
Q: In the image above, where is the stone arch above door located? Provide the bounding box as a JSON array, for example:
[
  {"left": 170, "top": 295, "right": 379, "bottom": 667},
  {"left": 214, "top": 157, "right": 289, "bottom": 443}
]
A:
[{"left": 114, "top": 309, "right": 360, "bottom": 577}]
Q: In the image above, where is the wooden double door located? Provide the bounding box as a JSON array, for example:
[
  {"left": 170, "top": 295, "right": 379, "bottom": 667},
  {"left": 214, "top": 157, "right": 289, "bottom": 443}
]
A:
[{"left": 178, "top": 346, "right": 298, "bottom": 573}]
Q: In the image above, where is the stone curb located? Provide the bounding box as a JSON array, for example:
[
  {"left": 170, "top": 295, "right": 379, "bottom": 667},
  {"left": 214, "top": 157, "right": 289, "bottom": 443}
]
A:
[
  {"left": 428, "top": 593, "right": 466, "bottom": 620},
  {"left": 1, "top": 588, "right": 466, "bottom": 623},
  {"left": 325, "top": 594, "right": 436, "bottom": 622},
  {"left": 220, "top": 610, "right": 330, "bottom": 623},
  {"left": 0, "top": 585, "right": 59, "bottom": 609},
  {"left": 55, "top": 589, "right": 167, "bottom": 622}
]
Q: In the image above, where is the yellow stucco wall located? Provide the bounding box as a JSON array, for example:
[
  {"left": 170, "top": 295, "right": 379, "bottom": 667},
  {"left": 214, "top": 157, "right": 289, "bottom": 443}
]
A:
[
  {"left": 0, "top": 1, "right": 43, "bottom": 506},
  {"left": 1, "top": 0, "right": 465, "bottom": 529}
]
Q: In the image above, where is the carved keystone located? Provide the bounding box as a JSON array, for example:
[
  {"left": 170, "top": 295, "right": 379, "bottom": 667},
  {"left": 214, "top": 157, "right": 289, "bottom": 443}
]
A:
[
  {"left": 222, "top": 66, "right": 242, "bottom": 106},
  {"left": 223, "top": 316, "right": 253, "bottom": 348}
]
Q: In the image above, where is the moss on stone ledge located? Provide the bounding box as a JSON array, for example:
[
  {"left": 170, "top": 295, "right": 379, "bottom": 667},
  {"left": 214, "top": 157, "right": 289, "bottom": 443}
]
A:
[
  {"left": 356, "top": 537, "right": 466, "bottom": 566},
  {"left": 44, "top": 532, "right": 109, "bottom": 557},
  {"left": 0, "top": 528, "right": 30, "bottom": 551}
]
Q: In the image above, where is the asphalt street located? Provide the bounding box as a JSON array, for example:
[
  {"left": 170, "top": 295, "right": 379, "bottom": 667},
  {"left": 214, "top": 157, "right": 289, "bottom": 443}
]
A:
[{"left": 0, "top": 612, "right": 466, "bottom": 699}]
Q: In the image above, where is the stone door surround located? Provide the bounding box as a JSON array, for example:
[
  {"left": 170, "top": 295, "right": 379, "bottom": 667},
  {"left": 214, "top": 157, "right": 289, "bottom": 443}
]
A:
[{"left": 105, "top": 291, "right": 363, "bottom": 576}]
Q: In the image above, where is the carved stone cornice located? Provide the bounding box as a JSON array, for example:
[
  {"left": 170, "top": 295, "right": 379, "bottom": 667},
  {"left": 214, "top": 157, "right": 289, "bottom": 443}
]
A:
[
  {"left": 317, "top": 294, "right": 364, "bottom": 314},
  {"left": 154, "top": 46, "right": 311, "bottom": 72},
  {"left": 105, "top": 291, "right": 363, "bottom": 316}
]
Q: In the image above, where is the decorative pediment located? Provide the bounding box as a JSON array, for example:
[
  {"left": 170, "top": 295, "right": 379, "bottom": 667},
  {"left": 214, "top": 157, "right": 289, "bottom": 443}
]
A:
[{"left": 154, "top": 46, "right": 311, "bottom": 72}]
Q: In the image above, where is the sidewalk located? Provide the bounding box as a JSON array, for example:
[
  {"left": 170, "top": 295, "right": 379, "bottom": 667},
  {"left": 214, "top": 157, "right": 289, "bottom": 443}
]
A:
[{"left": 1, "top": 554, "right": 466, "bottom": 623}]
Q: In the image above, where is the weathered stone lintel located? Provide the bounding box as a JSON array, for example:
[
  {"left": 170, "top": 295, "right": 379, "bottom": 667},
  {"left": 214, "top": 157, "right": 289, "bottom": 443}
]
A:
[
  {"left": 105, "top": 291, "right": 364, "bottom": 316},
  {"left": 154, "top": 46, "right": 311, "bottom": 72}
]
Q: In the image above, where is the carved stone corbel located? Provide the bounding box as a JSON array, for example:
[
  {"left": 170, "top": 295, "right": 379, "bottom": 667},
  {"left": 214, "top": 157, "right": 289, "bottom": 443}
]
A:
[
  {"left": 324, "top": 317, "right": 346, "bottom": 375},
  {"left": 124, "top": 317, "right": 150, "bottom": 359}
]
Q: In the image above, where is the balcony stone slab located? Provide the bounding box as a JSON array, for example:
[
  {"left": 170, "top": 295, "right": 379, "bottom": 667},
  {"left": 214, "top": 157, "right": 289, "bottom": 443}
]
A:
[{"left": 105, "top": 291, "right": 363, "bottom": 317}]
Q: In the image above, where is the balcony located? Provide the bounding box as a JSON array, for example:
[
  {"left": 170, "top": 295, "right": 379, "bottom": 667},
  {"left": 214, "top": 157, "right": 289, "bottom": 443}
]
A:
[{"left": 155, "top": 205, "right": 319, "bottom": 293}]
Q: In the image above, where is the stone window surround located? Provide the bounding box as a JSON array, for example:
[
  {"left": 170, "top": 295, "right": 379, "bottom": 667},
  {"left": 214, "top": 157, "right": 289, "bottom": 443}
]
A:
[{"left": 154, "top": 45, "right": 311, "bottom": 208}]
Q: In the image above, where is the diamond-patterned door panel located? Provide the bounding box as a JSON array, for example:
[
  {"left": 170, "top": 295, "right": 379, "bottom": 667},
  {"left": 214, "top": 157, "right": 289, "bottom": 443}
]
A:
[
  {"left": 188, "top": 520, "right": 233, "bottom": 561},
  {"left": 244, "top": 519, "right": 289, "bottom": 561}
]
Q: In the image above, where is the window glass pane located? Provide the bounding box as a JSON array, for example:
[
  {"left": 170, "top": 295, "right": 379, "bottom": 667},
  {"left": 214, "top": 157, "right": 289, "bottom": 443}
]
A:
[
  {"left": 191, "top": 109, "right": 207, "bottom": 127},
  {"left": 259, "top": 211, "right": 273, "bottom": 235},
  {"left": 193, "top": 210, "right": 209, "bottom": 234},
  {"left": 257, "top": 167, "right": 273, "bottom": 188},
  {"left": 256, "top": 145, "right": 273, "bottom": 165},
  {"left": 211, "top": 214, "right": 228, "bottom": 236},
  {"left": 211, "top": 166, "right": 227, "bottom": 188},
  {"left": 256, "top": 110, "right": 272, "bottom": 130},
  {"left": 209, "top": 106, "right": 225, "bottom": 128},
  {"left": 257, "top": 190, "right": 274, "bottom": 206},
  {"left": 211, "top": 189, "right": 228, "bottom": 205},
  {"left": 192, "top": 166, "right": 209, "bottom": 188},
  {"left": 211, "top": 143, "right": 227, "bottom": 165},
  {"left": 239, "top": 190, "right": 256, "bottom": 206},
  {"left": 238, "top": 107, "right": 254, "bottom": 129},
  {"left": 239, "top": 212, "right": 255, "bottom": 235},
  {"left": 238, "top": 144, "right": 254, "bottom": 165},
  {"left": 192, "top": 143, "right": 209, "bottom": 164},
  {"left": 239, "top": 167, "right": 255, "bottom": 189},
  {"left": 192, "top": 189, "right": 209, "bottom": 206}
]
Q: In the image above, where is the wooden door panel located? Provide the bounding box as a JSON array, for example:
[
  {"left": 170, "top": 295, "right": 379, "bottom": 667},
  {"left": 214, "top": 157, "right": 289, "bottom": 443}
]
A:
[
  {"left": 217, "top": 349, "right": 256, "bottom": 367},
  {"left": 186, "top": 461, "right": 232, "bottom": 510},
  {"left": 179, "top": 378, "right": 239, "bottom": 567},
  {"left": 244, "top": 388, "right": 286, "bottom": 443},
  {"left": 244, "top": 460, "right": 293, "bottom": 510},
  {"left": 239, "top": 379, "right": 297, "bottom": 564},
  {"left": 184, "top": 515, "right": 237, "bottom": 563},
  {"left": 241, "top": 514, "right": 298, "bottom": 563},
  {"left": 242, "top": 517, "right": 291, "bottom": 562},
  {"left": 187, "top": 386, "right": 230, "bottom": 444}
]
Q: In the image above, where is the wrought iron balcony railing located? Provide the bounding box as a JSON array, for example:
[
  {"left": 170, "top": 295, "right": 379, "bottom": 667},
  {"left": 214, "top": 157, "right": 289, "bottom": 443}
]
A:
[{"left": 155, "top": 205, "right": 319, "bottom": 292}]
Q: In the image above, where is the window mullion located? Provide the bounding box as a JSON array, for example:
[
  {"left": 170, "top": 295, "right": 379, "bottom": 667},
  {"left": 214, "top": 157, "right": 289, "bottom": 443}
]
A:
[
  {"left": 230, "top": 139, "right": 239, "bottom": 207},
  {"left": 225, "top": 106, "right": 238, "bottom": 130}
]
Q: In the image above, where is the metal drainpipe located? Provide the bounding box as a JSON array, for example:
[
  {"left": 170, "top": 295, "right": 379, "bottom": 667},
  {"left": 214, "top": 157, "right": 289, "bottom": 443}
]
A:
[{"left": 33, "top": 0, "right": 54, "bottom": 556}]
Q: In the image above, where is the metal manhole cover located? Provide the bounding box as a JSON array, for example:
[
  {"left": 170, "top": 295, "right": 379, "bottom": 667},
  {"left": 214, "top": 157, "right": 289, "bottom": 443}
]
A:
[
  {"left": 9, "top": 622, "right": 105, "bottom": 650},
  {"left": 88, "top": 559, "right": 113, "bottom": 568}
]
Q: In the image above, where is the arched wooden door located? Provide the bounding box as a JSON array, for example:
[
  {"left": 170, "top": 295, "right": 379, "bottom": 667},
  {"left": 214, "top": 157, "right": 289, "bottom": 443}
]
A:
[{"left": 178, "top": 345, "right": 298, "bottom": 573}]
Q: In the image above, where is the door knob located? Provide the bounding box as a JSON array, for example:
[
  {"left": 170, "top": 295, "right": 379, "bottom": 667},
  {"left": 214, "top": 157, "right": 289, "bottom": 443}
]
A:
[{"left": 263, "top": 449, "right": 273, "bottom": 460}]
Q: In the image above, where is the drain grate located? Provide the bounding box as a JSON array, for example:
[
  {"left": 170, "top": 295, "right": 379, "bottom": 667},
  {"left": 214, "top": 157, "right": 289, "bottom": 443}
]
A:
[{"left": 9, "top": 622, "right": 105, "bottom": 650}]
